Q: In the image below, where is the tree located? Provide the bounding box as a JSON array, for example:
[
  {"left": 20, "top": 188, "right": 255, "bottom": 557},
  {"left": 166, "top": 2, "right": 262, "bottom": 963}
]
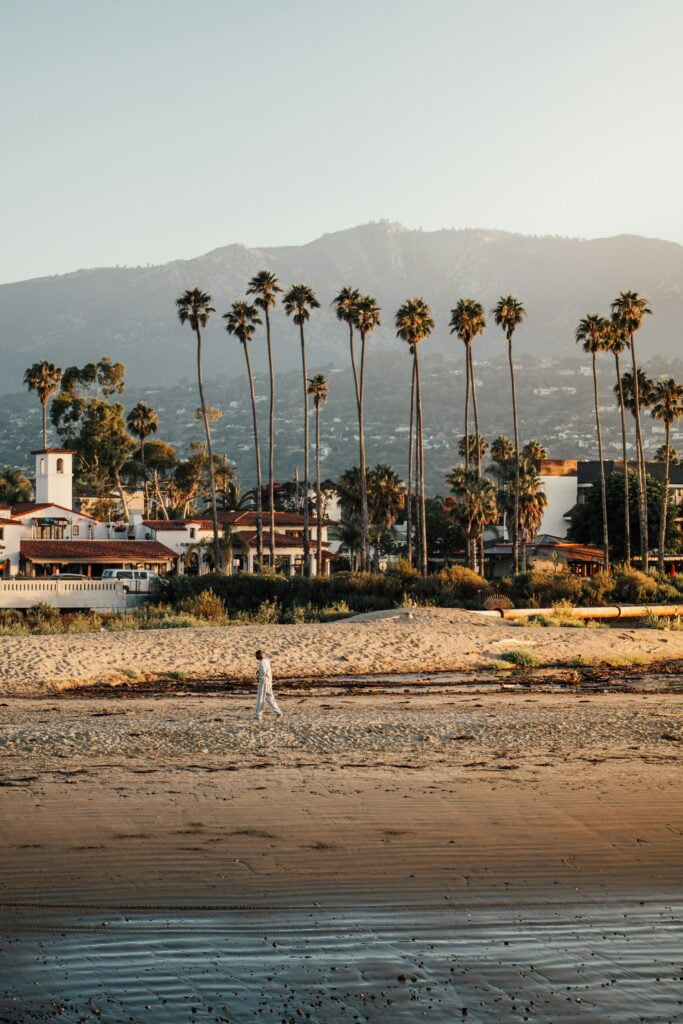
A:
[
  {"left": 0, "top": 466, "right": 32, "bottom": 506},
  {"left": 283, "top": 284, "right": 320, "bottom": 576},
  {"left": 352, "top": 294, "right": 381, "bottom": 570},
  {"left": 333, "top": 518, "right": 362, "bottom": 572},
  {"left": 307, "top": 373, "right": 329, "bottom": 575},
  {"left": 615, "top": 365, "right": 656, "bottom": 562},
  {"left": 449, "top": 300, "right": 486, "bottom": 474},
  {"left": 135, "top": 439, "right": 177, "bottom": 519},
  {"left": 517, "top": 457, "right": 548, "bottom": 568},
  {"left": 447, "top": 466, "right": 498, "bottom": 574},
  {"left": 24, "top": 361, "right": 62, "bottom": 448},
  {"left": 247, "top": 270, "right": 282, "bottom": 564},
  {"left": 655, "top": 443, "right": 678, "bottom": 466},
  {"left": 458, "top": 434, "right": 489, "bottom": 466},
  {"left": 395, "top": 298, "right": 434, "bottom": 575},
  {"left": 604, "top": 317, "right": 632, "bottom": 564},
  {"left": 611, "top": 291, "right": 652, "bottom": 569},
  {"left": 424, "top": 496, "right": 466, "bottom": 564},
  {"left": 576, "top": 314, "right": 610, "bottom": 570},
  {"left": 523, "top": 440, "right": 547, "bottom": 465},
  {"left": 367, "top": 464, "right": 406, "bottom": 570},
  {"left": 492, "top": 295, "right": 526, "bottom": 573},
  {"left": 571, "top": 470, "right": 680, "bottom": 561},
  {"left": 126, "top": 402, "right": 158, "bottom": 516},
  {"left": 651, "top": 378, "right": 683, "bottom": 571},
  {"left": 224, "top": 300, "right": 264, "bottom": 568},
  {"left": 176, "top": 288, "right": 222, "bottom": 570}
]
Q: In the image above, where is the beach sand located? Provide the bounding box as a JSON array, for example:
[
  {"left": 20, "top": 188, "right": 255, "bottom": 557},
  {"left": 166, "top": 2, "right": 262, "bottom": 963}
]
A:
[
  {"left": 2, "top": 687, "right": 683, "bottom": 1020},
  {"left": 1, "top": 607, "right": 683, "bottom": 696}
]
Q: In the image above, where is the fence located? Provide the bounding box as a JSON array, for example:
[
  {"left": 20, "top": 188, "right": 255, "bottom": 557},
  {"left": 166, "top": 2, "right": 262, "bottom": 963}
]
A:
[{"left": 0, "top": 579, "right": 144, "bottom": 611}]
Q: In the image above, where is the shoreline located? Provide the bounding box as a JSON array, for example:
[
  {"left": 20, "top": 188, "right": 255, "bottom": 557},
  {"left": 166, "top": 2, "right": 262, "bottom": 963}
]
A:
[{"left": 2, "top": 607, "right": 683, "bottom": 696}]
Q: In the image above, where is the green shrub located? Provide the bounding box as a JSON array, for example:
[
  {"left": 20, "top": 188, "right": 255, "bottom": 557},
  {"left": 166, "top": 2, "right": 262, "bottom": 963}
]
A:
[
  {"left": 437, "top": 566, "right": 489, "bottom": 604},
  {"left": 611, "top": 567, "right": 678, "bottom": 604},
  {"left": 512, "top": 569, "right": 583, "bottom": 608},
  {"left": 179, "top": 589, "right": 226, "bottom": 622},
  {"left": 26, "top": 602, "right": 60, "bottom": 623},
  {"left": 499, "top": 649, "right": 541, "bottom": 669}
]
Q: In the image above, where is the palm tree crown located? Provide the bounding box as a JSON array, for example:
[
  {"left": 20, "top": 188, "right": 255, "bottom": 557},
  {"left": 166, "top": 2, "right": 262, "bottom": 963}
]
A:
[
  {"left": 126, "top": 402, "right": 158, "bottom": 442},
  {"left": 332, "top": 286, "right": 361, "bottom": 324},
  {"left": 395, "top": 297, "right": 435, "bottom": 345},
  {"left": 610, "top": 291, "right": 652, "bottom": 333},
  {"left": 353, "top": 294, "right": 381, "bottom": 335},
  {"left": 24, "top": 360, "right": 63, "bottom": 447},
  {"left": 449, "top": 299, "right": 486, "bottom": 344},
  {"left": 283, "top": 284, "right": 320, "bottom": 323},
  {"left": 651, "top": 377, "right": 683, "bottom": 429},
  {"left": 575, "top": 314, "right": 609, "bottom": 354},
  {"left": 307, "top": 373, "right": 329, "bottom": 406},
  {"left": 176, "top": 288, "right": 215, "bottom": 329},
  {"left": 223, "top": 300, "right": 262, "bottom": 343},
  {"left": 247, "top": 270, "right": 282, "bottom": 311},
  {"left": 492, "top": 295, "right": 526, "bottom": 337}
]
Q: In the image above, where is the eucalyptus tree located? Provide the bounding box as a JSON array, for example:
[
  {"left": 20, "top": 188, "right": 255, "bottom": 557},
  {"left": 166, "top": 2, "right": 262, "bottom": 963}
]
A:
[
  {"left": 223, "top": 300, "right": 264, "bottom": 568},
  {"left": 283, "top": 284, "right": 320, "bottom": 576},
  {"left": 176, "top": 288, "right": 221, "bottom": 570},
  {"left": 24, "top": 361, "right": 63, "bottom": 448},
  {"left": 126, "top": 402, "right": 158, "bottom": 516},
  {"left": 611, "top": 291, "right": 652, "bottom": 568},
  {"left": 352, "top": 294, "right": 381, "bottom": 570},
  {"left": 307, "top": 373, "right": 329, "bottom": 575},
  {"left": 247, "top": 270, "right": 282, "bottom": 563},
  {"left": 604, "top": 318, "right": 632, "bottom": 563},
  {"left": 576, "top": 314, "right": 610, "bottom": 570},
  {"left": 395, "top": 298, "right": 434, "bottom": 575},
  {"left": 651, "top": 378, "right": 683, "bottom": 571},
  {"left": 492, "top": 295, "right": 526, "bottom": 573}
]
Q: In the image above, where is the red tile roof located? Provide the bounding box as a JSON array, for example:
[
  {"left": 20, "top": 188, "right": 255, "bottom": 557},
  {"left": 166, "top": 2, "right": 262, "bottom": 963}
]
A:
[
  {"left": 12, "top": 503, "right": 101, "bottom": 522},
  {"left": 240, "top": 532, "right": 330, "bottom": 549},
  {"left": 142, "top": 520, "right": 190, "bottom": 531},
  {"left": 0, "top": 517, "right": 22, "bottom": 526},
  {"left": 20, "top": 540, "right": 177, "bottom": 563},
  {"left": 30, "top": 448, "right": 77, "bottom": 455}
]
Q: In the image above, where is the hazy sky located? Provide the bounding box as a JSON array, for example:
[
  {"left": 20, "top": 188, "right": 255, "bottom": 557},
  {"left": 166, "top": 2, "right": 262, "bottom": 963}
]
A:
[{"left": 2, "top": 0, "right": 682, "bottom": 283}]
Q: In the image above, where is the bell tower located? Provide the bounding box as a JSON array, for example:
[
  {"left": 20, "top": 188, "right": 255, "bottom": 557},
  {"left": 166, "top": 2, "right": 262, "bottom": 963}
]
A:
[{"left": 32, "top": 449, "right": 75, "bottom": 509}]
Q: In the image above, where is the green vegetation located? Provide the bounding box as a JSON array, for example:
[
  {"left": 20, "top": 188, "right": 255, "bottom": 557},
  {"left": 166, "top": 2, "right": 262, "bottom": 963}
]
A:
[{"left": 498, "top": 649, "right": 541, "bottom": 669}]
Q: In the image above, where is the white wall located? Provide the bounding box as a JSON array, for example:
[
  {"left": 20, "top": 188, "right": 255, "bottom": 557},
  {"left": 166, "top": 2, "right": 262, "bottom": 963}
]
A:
[
  {"left": 35, "top": 452, "right": 73, "bottom": 510},
  {"left": 539, "top": 475, "right": 577, "bottom": 538}
]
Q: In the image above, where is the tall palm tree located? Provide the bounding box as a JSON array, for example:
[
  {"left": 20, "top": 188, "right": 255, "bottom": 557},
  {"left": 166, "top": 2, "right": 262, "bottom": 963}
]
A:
[
  {"left": 611, "top": 291, "right": 652, "bottom": 569},
  {"left": 406, "top": 355, "right": 417, "bottom": 566},
  {"left": 366, "top": 464, "right": 406, "bottom": 570},
  {"left": 395, "top": 298, "right": 434, "bottom": 575},
  {"left": 492, "top": 295, "right": 526, "bottom": 574},
  {"left": 283, "top": 284, "right": 320, "bottom": 576},
  {"left": 307, "top": 373, "right": 329, "bottom": 575},
  {"left": 353, "top": 294, "right": 381, "bottom": 570},
  {"left": 223, "top": 300, "right": 264, "bottom": 569},
  {"left": 332, "top": 286, "right": 362, "bottom": 404},
  {"left": 24, "top": 361, "right": 63, "bottom": 448},
  {"left": 126, "top": 402, "right": 159, "bottom": 517},
  {"left": 604, "top": 318, "right": 632, "bottom": 564},
  {"left": 522, "top": 440, "right": 547, "bottom": 465},
  {"left": 447, "top": 466, "right": 498, "bottom": 574},
  {"left": 576, "top": 315, "right": 610, "bottom": 570},
  {"left": 176, "top": 288, "right": 222, "bottom": 570},
  {"left": 247, "top": 270, "right": 282, "bottom": 565},
  {"left": 517, "top": 458, "right": 548, "bottom": 569},
  {"left": 651, "top": 378, "right": 683, "bottom": 572}
]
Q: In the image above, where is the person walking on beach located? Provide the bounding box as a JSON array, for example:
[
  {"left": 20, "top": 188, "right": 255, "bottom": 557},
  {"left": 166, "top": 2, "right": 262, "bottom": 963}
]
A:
[{"left": 253, "top": 649, "right": 282, "bottom": 721}]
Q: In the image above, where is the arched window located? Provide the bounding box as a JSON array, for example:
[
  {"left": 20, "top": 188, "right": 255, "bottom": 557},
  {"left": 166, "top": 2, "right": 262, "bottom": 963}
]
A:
[
  {"left": 56, "top": 458, "right": 64, "bottom": 473},
  {"left": 40, "top": 458, "right": 45, "bottom": 474}
]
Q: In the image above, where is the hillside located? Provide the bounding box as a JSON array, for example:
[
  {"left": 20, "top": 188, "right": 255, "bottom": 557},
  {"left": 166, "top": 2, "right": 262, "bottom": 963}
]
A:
[{"left": 1, "top": 222, "right": 682, "bottom": 391}]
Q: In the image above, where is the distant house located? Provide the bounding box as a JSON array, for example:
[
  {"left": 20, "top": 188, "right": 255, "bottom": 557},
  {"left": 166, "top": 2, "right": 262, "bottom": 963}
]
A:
[{"left": 487, "top": 534, "right": 605, "bottom": 579}]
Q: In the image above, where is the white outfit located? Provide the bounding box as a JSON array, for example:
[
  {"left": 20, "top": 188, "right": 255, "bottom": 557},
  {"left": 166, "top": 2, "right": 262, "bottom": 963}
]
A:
[{"left": 254, "top": 658, "right": 282, "bottom": 719}]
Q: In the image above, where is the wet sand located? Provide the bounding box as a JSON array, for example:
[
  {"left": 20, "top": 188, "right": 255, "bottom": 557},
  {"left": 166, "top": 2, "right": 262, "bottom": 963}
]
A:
[{"left": 1, "top": 688, "right": 682, "bottom": 1021}]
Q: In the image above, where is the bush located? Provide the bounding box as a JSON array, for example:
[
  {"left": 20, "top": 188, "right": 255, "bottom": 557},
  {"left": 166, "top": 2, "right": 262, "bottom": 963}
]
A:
[
  {"left": 437, "top": 566, "right": 489, "bottom": 604},
  {"left": 26, "top": 602, "right": 60, "bottom": 623},
  {"left": 179, "top": 589, "right": 226, "bottom": 622},
  {"left": 611, "top": 567, "right": 678, "bottom": 604},
  {"left": 510, "top": 569, "right": 583, "bottom": 608},
  {"left": 499, "top": 649, "right": 541, "bottom": 669}
]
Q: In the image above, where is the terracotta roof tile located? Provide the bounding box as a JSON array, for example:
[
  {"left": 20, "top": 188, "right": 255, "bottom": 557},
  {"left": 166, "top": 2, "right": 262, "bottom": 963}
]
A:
[{"left": 20, "top": 540, "right": 177, "bottom": 562}]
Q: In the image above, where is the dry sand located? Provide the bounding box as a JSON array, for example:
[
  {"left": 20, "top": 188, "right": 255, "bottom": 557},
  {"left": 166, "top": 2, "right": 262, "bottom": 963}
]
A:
[{"left": 1, "top": 607, "right": 683, "bottom": 696}]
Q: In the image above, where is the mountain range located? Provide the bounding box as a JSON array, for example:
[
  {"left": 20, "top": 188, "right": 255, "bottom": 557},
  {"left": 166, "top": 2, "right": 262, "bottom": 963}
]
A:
[{"left": 1, "top": 222, "right": 682, "bottom": 393}]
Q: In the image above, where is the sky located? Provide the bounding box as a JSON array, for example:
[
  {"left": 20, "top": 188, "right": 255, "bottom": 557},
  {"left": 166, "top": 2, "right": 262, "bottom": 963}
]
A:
[{"left": 2, "top": 0, "right": 683, "bottom": 284}]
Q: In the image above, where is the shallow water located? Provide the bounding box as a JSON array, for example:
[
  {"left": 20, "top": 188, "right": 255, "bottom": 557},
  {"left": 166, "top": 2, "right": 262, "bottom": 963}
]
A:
[{"left": 2, "top": 900, "right": 682, "bottom": 1023}]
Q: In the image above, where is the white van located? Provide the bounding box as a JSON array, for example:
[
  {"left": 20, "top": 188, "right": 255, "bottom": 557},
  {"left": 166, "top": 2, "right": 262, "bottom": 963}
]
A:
[{"left": 101, "top": 569, "right": 160, "bottom": 593}]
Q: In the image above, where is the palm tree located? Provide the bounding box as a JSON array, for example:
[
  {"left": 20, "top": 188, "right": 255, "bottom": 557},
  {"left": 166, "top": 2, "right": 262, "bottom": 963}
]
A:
[
  {"left": 366, "top": 464, "right": 406, "bottom": 570},
  {"left": 522, "top": 440, "right": 547, "bottom": 465},
  {"left": 492, "top": 295, "right": 526, "bottom": 573},
  {"left": 447, "top": 466, "right": 498, "bottom": 574},
  {"left": 611, "top": 292, "right": 652, "bottom": 569},
  {"left": 406, "top": 355, "right": 417, "bottom": 566},
  {"left": 24, "top": 361, "right": 63, "bottom": 448},
  {"left": 604, "top": 317, "right": 632, "bottom": 564},
  {"left": 247, "top": 270, "right": 282, "bottom": 565},
  {"left": 449, "top": 300, "right": 486, "bottom": 474},
  {"left": 517, "top": 458, "right": 548, "bottom": 568},
  {"left": 576, "top": 315, "right": 610, "bottom": 571},
  {"left": 176, "top": 288, "right": 222, "bottom": 570},
  {"left": 334, "top": 518, "right": 362, "bottom": 572},
  {"left": 395, "top": 298, "right": 434, "bottom": 575},
  {"left": 223, "top": 300, "right": 264, "bottom": 569},
  {"left": 126, "top": 402, "right": 158, "bottom": 517},
  {"left": 651, "top": 378, "right": 683, "bottom": 572},
  {"left": 332, "top": 286, "right": 362, "bottom": 403},
  {"left": 307, "top": 373, "right": 329, "bottom": 575},
  {"left": 283, "top": 284, "right": 320, "bottom": 576},
  {"left": 353, "top": 294, "right": 381, "bottom": 570}
]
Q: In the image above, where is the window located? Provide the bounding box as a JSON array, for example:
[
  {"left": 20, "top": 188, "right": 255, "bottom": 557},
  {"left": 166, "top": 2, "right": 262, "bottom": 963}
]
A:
[
  {"left": 72, "top": 524, "right": 80, "bottom": 537},
  {"left": 40, "top": 458, "right": 45, "bottom": 474},
  {"left": 0, "top": 528, "right": 3, "bottom": 541},
  {"left": 189, "top": 528, "right": 196, "bottom": 539},
  {"left": 56, "top": 458, "right": 64, "bottom": 473}
]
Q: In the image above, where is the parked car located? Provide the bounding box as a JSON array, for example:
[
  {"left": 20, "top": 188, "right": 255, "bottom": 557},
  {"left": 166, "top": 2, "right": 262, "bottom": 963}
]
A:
[{"left": 101, "top": 569, "right": 160, "bottom": 593}]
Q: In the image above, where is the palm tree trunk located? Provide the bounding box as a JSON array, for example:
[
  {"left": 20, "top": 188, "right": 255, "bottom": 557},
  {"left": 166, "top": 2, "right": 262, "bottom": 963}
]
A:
[
  {"left": 463, "top": 342, "right": 471, "bottom": 568},
  {"left": 413, "top": 346, "right": 428, "bottom": 576},
  {"left": 407, "top": 357, "right": 416, "bottom": 567},
  {"left": 299, "top": 323, "right": 311, "bottom": 576},
  {"left": 242, "top": 341, "right": 263, "bottom": 569},
  {"left": 195, "top": 326, "right": 222, "bottom": 571},
  {"left": 315, "top": 400, "right": 323, "bottom": 575},
  {"left": 658, "top": 423, "right": 670, "bottom": 573},
  {"left": 41, "top": 400, "right": 48, "bottom": 449},
  {"left": 359, "top": 329, "right": 369, "bottom": 572},
  {"left": 508, "top": 332, "right": 521, "bottom": 574},
  {"left": 629, "top": 332, "right": 649, "bottom": 570},
  {"left": 614, "top": 353, "right": 631, "bottom": 565},
  {"left": 468, "top": 346, "right": 485, "bottom": 576},
  {"left": 265, "top": 306, "right": 276, "bottom": 568},
  {"left": 592, "top": 352, "right": 610, "bottom": 571}
]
